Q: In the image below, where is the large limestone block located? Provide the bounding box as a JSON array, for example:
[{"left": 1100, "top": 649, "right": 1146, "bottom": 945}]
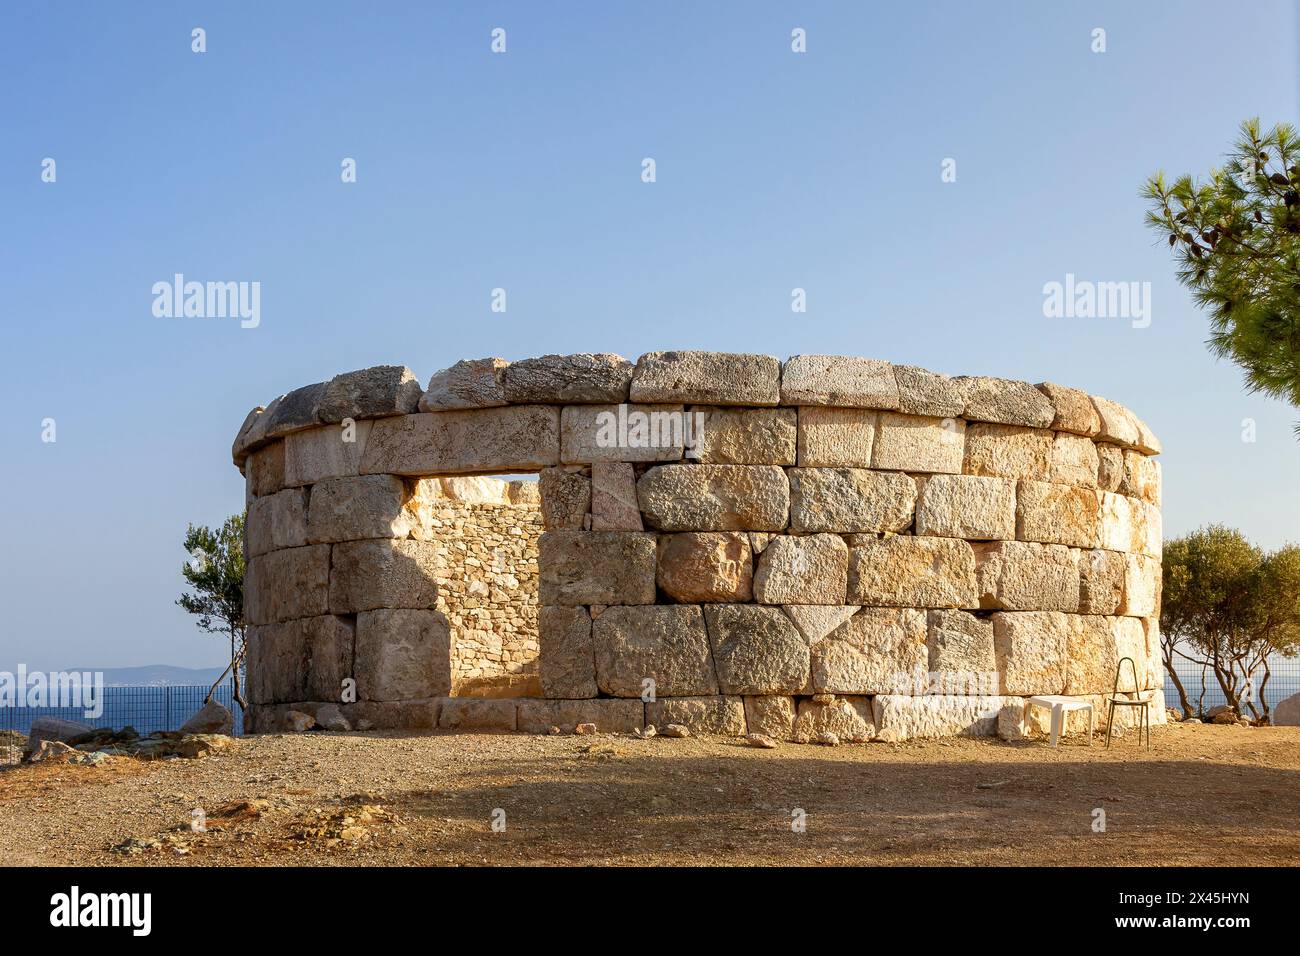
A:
[
  {"left": 752, "top": 534, "right": 848, "bottom": 605},
  {"left": 1096, "top": 491, "right": 1136, "bottom": 552},
  {"left": 692, "top": 407, "right": 797, "bottom": 465},
  {"left": 1095, "top": 443, "right": 1124, "bottom": 492},
  {"left": 590, "top": 462, "right": 643, "bottom": 531},
  {"left": 1271, "top": 692, "right": 1300, "bottom": 727},
  {"left": 317, "top": 365, "right": 422, "bottom": 423},
  {"left": 355, "top": 609, "right": 452, "bottom": 700},
  {"left": 232, "top": 406, "right": 265, "bottom": 465},
  {"left": 796, "top": 407, "right": 875, "bottom": 468},
  {"left": 246, "top": 488, "right": 308, "bottom": 557},
  {"left": 644, "top": 696, "right": 746, "bottom": 736},
  {"left": 962, "top": 423, "right": 1052, "bottom": 480},
  {"left": 811, "top": 607, "right": 927, "bottom": 694},
  {"left": 656, "top": 532, "right": 753, "bottom": 603},
  {"left": 637, "top": 464, "right": 789, "bottom": 531},
  {"left": 1113, "top": 615, "right": 1157, "bottom": 689},
  {"left": 894, "top": 365, "right": 965, "bottom": 417},
  {"left": 992, "top": 611, "right": 1069, "bottom": 695},
  {"left": 438, "top": 698, "right": 518, "bottom": 732},
  {"left": 1135, "top": 499, "right": 1162, "bottom": 558},
  {"left": 538, "top": 606, "right": 597, "bottom": 699},
  {"left": 1120, "top": 450, "right": 1161, "bottom": 504},
  {"left": 871, "top": 412, "right": 964, "bottom": 473},
  {"left": 873, "top": 695, "right": 1014, "bottom": 740},
  {"left": 846, "top": 536, "right": 977, "bottom": 608},
  {"left": 245, "top": 545, "right": 331, "bottom": 625},
  {"left": 538, "top": 531, "right": 656, "bottom": 605},
  {"left": 593, "top": 605, "right": 717, "bottom": 698},
  {"left": 704, "top": 605, "right": 811, "bottom": 695},
  {"left": 517, "top": 698, "right": 644, "bottom": 734},
  {"left": 419, "top": 358, "right": 508, "bottom": 410},
  {"left": 246, "top": 443, "right": 285, "bottom": 497},
  {"left": 630, "top": 351, "right": 781, "bottom": 405},
  {"left": 1132, "top": 416, "right": 1162, "bottom": 456},
  {"left": 927, "top": 610, "right": 997, "bottom": 691},
  {"left": 1064, "top": 614, "right": 1120, "bottom": 695},
  {"left": 341, "top": 699, "right": 441, "bottom": 732},
  {"left": 501, "top": 353, "right": 633, "bottom": 404},
  {"left": 246, "top": 615, "right": 354, "bottom": 704},
  {"left": 744, "top": 696, "right": 797, "bottom": 739},
  {"left": 915, "top": 474, "right": 1015, "bottom": 540},
  {"left": 1091, "top": 395, "right": 1142, "bottom": 448},
  {"left": 794, "top": 696, "right": 875, "bottom": 743},
  {"left": 538, "top": 467, "right": 590, "bottom": 530},
  {"left": 779, "top": 354, "right": 900, "bottom": 408},
  {"left": 1035, "top": 382, "right": 1101, "bottom": 437},
  {"left": 972, "top": 540, "right": 1079, "bottom": 612},
  {"left": 1121, "top": 554, "right": 1161, "bottom": 617},
  {"left": 507, "top": 479, "right": 541, "bottom": 505},
  {"left": 1016, "top": 479, "right": 1099, "bottom": 548},
  {"left": 306, "top": 475, "right": 413, "bottom": 544},
  {"left": 328, "top": 539, "right": 440, "bottom": 614},
  {"left": 781, "top": 605, "right": 859, "bottom": 644},
  {"left": 1078, "top": 548, "right": 1126, "bottom": 615},
  {"left": 283, "top": 421, "right": 373, "bottom": 487},
  {"left": 787, "top": 467, "right": 915, "bottom": 533},
  {"left": 263, "top": 381, "right": 328, "bottom": 439},
  {"left": 361, "top": 406, "right": 560, "bottom": 475},
  {"left": 956, "top": 376, "right": 1054, "bottom": 428},
  {"left": 1049, "top": 433, "right": 1100, "bottom": 488},
  {"left": 560, "top": 404, "right": 684, "bottom": 463}
]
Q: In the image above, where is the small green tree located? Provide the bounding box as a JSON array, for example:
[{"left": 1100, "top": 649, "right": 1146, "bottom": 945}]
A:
[
  {"left": 1143, "top": 119, "right": 1300, "bottom": 431},
  {"left": 177, "top": 513, "right": 247, "bottom": 709}
]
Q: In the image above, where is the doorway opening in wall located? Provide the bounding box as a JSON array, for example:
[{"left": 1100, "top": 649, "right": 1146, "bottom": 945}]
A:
[{"left": 420, "top": 473, "right": 542, "bottom": 699}]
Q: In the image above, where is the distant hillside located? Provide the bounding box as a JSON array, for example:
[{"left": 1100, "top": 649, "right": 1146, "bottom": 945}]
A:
[{"left": 70, "top": 665, "right": 230, "bottom": 687}]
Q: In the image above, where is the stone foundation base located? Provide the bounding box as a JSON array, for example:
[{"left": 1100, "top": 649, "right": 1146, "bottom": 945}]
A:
[{"left": 247, "top": 690, "right": 1165, "bottom": 742}]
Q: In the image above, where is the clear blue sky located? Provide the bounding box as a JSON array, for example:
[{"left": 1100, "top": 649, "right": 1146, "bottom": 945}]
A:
[{"left": 2, "top": 2, "right": 1297, "bottom": 670}]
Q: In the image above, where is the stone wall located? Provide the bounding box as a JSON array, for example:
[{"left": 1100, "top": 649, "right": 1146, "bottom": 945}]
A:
[{"left": 234, "top": 353, "right": 1166, "bottom": 741}]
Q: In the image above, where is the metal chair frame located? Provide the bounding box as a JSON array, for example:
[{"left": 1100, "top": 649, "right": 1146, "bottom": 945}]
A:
[{"left": 1104, "top": 656, "right": 1151, "bottom": 749}]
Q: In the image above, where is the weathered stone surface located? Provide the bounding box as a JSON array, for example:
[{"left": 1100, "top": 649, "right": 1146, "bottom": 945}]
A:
[
  {"left": 306, "top": 475, "right": 413, "bottom": 544},
  {"left": 538, "top": 606, "right": 597, "bottom": 699},
  {"left": 507, "top": 479, "right": 541, "bottom": 505},
  {"left": 361, "top": 406, "right": 560, "bottom": 475},
  {"left": 1132, "top": 415, "right": 1162, "bottom": 456},
  {"left": 656, "top": 532, "right": 753, "bottom": 603},
  {"left": 428, "top": 474, "right": 508, "bottom": 503},
  {"left": 246, "top": 488, "right": 308, "bottom": 557},
  {"left": 592, "top": 605, "right": 717, "bottom": 697},
  {"left": 419, "top": 358, "right": 509, "bottom": 410},
  {"left": 894, "top": 365, "right": 965, "bottom": 417},
  {"left": 343, "top": 699, "right": 441, "bottom": 731},
  {"left": 437, "top": 698, "right": 517, "bottom": 732},
  {"left": 1016, "top": 479, "right": 1099, "bottom": 548},
  {"left": 1096, "top": 443, "right": 1124, "bottom": 491},
  {"left": 1049, "top": 433, "right": 1100, "bottom": 488},
  {"left": 956, "top": 376, "right": 1054, "bottom": 428},
  {"left": 873, "top": 695, "right": 1013, "bottom": 740},
  {"left": 1272, "top": 691, "right": 1300, "bottom": 727},
  {"left": 517, "top": 698, "right": 644, "bottom": 734},
  {"left": 872, "top": 412, "right": 964, "bottom": 473},
  {"left": 318, "top": 365, "right": 421, "bottom": 423},
  {"left": 241, "top": 393, "right": 284, "bottom": 451},
  {"left": 810, "top": 607, "right": 927, "bottom": 694},
  {"left": 691, "top": 407, "right": 796, "bottom": 464},
  {"left": 781, "top": 605, "right": 859, "bottom": 644},
  {"left": 752, "top": 534, "right": 848, "bottom": 605},
  {"left": 559, "top": 403, "right": 684, "bottom": 463},
  {"left": 500, "top": 353, "right": 633, "bottom": 404},
  {"left": 780, "top": 355, "right": 900, "bottom": 408},
  {"left": 973, "top": 540, "right": 1079, "bottom": 612},
  {"left": 1113, "top": 615, "right": 1157, "bottom": 689},
  {"left": 744, "top": 696, "right": 797, "bottom": 739},
  {"left": 179, "top": 700, "right": 234, "bottom": 736},
  {"left": 283, "top": 421, "right": 373, "bottom": 487},
  {"left": 1121, "top": 554, "right": 1161, "bottom": 616},
  {"left": 1064, "top": 614, "right": 1119, "bottom": 696},
  {"left": 793, "top": 696, "right": 875, "bottom": 743},
  {"left": 644, "top": 696, "right": 746, "bottom": 736},
  {"left": 1136, "top": 499, "right": 1162, "bottom": 559},
  {"left": 538, "top": 531, "right": 656, "bottom": 605},
  {"left": 637, "top": 464, "right": 789, "bottom": 531},
  {"left": 328, "top": 539, "right": 440, "bottom": 614},
  {"left": 246, "top": 614, "right": 354, "bottom": 703},
  {"left": 704, "top": 605, "right": 810, "bottom": 694},
  {"left": 232, "top": 405, "right": 264, "bottom": 465},
  {"left": 1120, "top": 450, "right": 1161, "bottom": 504},
  {"left": 538, "top": 467, "right": 590, "bottom": 530},
  {"left": 796, "top": 407, "right": 875, "bottom": 467},
  {"left": 1035, "top": 382, "right": 1101, "bottom": 436},
  {"left": 245, "top": 545, "right": 331, "bottom": 625},
  {"left": 263, "top": 381, "right": 328, "bottom": 438},
  {"left": 992, "top": 611, "right": 1069, "bottom": 695},
  {"left": 846, "top": 536, "right": 977, "bottom": 608},
  {"left": 355, "top": 609, "right": 451, "bottom": 699},
  {"left": 1096, "top": 491, "right": 1137, "bottom": 552},
  {"left": 788, "top": 468, "right": 915, "bottom": 534},
  {"left": 962, "top": 424, "right": 1052, "bottom": 480},
  {"left": 927, "top": 610, "right": 997, "bottom": 689},
  {"left": 1077, "top": 548, "right": 1126, "bottom": 614},
  {"left": 590, "top": 462, "right": 643, "bottom": 531},
  {"left": 1091, "top": 395, "right": 1142, "bottom": 448},
  {"left": 246, "top": 443, "right": 285, "bottom": 497},
  {"left": 631, "top": 351, "right": 781, "bottom": 405},
  {"left": 915, "top": 474, "right": 1015, "bottom": 540}
]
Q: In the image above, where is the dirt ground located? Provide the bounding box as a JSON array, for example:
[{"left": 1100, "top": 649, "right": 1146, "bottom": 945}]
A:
[{"left": 2, "top": 722, "right": 1297, "bottom": 867}]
